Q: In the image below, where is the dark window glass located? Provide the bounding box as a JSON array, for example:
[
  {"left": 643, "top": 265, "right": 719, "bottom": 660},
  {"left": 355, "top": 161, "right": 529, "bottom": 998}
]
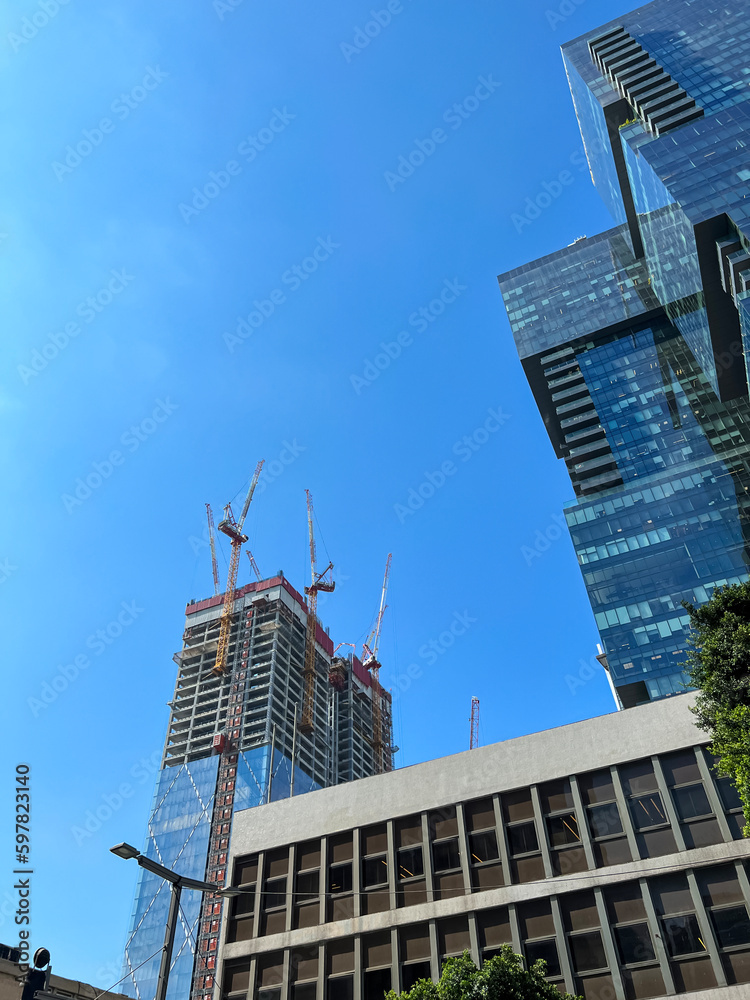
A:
[
  {"left": 328, "top": 863, "right": 352, "bottom": 895},
  {"left": 469, "top": 831, "right": 499, "bottom": 864},
  {"left": 525, "top": 939, "right": 560, "bottom": 977},
  {"left": 296, "top": 870, "right": 319, "bottom": 901},
  {"left": 630, "top": 793, "right": 668, "bottom": 830},
  {"left": 712, "top": 906, "right": 750, "bottom": 948},
  {"left": 663, "top": 914, "right": 705, "bottom": 957},
  {"left": 401, "top": 962, "right": 432, "bottom": 991},
  {"left": 673, "top": 784, "right": 711, "bottom": 821},
  {"left": 232, "top": 888, "right": 255, "bottom": 916},
  {"left": 569, "top": 931, "right": 606, "bottom": 972},
  {"left": 717, "top": 776, "right": 742, "bottom": 811},
  {"left": 264, "top": 877, "right": 286, "bottom": 910},
  {"left": 362, "top": 856, "right": 388, "bottom": 888},
  {"left": 508, "top": 822, "right": 538, "bottom": 856},
  {"left": 615, "top": 923, "right": 655, "bottom": 965},
  {"left": 547, "top": 814, "right": 581, "bottom": 847},
  {"left": 398, "top": 846, "right": 424, "bottom": 880},
  {"left": 433, "top": 839, "right": 460, "bottom": 872},
  {"left": 588, "top": 802, "right": 623, "bottom": 838},
  {"left": 328, "top": 978, "right": 353, "bottom": 1000},
  {"left": 363, "top": 969, "right": 391, "bottom": 1000},
  {"left": 293, "top": 984, "right": 316, "bottom": 1000}
]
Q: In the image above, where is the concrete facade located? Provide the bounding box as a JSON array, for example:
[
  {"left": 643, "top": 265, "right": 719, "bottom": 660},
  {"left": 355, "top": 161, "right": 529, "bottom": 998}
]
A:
[
  {"left": 0, "top": 955, "right": 130, "bottom": 1000},
  {"left": 218, "top": 695, "right": 750, "bottom": 1000}
]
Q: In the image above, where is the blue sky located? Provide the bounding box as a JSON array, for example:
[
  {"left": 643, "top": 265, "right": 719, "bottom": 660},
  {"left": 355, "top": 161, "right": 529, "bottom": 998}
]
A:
[{"left": 1, "top": 0, "right": 630, "bottom": 987}]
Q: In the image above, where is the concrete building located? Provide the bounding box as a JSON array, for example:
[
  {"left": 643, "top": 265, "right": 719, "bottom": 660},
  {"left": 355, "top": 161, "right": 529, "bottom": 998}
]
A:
[
  {"left": 0, "top": 950, "right": 129, "bottom": 1000},
  {"left": 121, "top": 575, "right": 392, "bottom": 1000},
  {"left": 218, "top": 695, "right": 750, "bottom": 1000},
  {"left": 498, "top": 0, "right": 750, "bottom": 709}
]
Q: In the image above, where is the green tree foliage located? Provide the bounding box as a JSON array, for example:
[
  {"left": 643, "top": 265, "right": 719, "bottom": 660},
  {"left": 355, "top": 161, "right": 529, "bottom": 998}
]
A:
[
  {"left": 385, "top": 949, "right": 581, "bottom": 1000},
  {"left": 683, "top": 581, "right": 750, "bottom": 832}
]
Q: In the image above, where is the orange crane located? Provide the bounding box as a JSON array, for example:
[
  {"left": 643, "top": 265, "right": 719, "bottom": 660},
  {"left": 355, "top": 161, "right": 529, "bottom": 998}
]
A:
[
  {"left": 205, "top": 503, "right": 220, "bottom": 596},
  {"left": 300, "top": 490, "right": 334, "bottom": 732},
  {"left": 362, "top": 553, "right": 392, "bottom": 774},
  {"left": 211, "top": 460, "right": 264, "bottom": 676},
  {"left": 246, "top": 549, "right": 262, "bottom": 582},
  {"left": 470, "top": 696, "right": 480, "bottom": 749}
]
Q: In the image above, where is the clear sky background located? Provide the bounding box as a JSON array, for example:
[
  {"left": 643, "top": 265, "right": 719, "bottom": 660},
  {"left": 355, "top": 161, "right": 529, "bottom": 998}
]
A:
[{"left": 2, "top": 0, "right": 631, "bottom": 988}]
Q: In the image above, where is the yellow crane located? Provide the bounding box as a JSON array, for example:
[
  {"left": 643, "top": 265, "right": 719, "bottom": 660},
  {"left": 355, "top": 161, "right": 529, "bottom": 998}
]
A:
[
  {"left": 211, "top": 460, "right": 264, "bottom": 676},
  {"left": 300, "top": 489, "right": 334, "bottom": 732},
  {"left": 362, "top": 553, "right": 392, "bottom": 774}
]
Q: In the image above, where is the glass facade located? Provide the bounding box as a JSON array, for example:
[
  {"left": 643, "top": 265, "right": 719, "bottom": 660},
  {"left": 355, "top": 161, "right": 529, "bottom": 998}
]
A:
[
  {"left": 499, "top": 0, "right": 750, "bottom": 708},
  {"left": 121, "top": 749, "right": 322, "bottom": 1000}
]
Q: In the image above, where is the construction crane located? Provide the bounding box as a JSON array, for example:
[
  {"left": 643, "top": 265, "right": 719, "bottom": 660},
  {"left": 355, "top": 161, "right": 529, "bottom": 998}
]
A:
[
  {"left": 470, "top": 696, "right": 480, "bottom": 749},
  {"left": 300, "top": 490, "right": 335, "bottom": 733},
  {"left": 205, "top": 503, "right": 220, "bottom": 597},
  {"left": 362, "top": 553, "right": 392, "bottom": 774},
  {"left": 211, "top": 460, "right": 264, "bottom": 676},
  {"left": 246, "top": 549, "right": 262, "bottom": 582}
]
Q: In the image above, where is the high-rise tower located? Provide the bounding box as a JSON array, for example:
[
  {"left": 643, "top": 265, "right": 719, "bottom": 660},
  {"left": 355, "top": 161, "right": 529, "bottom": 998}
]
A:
[
  {"left": 499, "top": 0, "right": 750, "bottom": 709},
  {"left": 121, "top": 573, "right": 393, "bottom": 1000}
]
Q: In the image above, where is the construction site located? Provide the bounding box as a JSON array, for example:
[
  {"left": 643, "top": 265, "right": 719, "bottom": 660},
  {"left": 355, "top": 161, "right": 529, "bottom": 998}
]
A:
[{"left": 122, "top": 464, "right": 396, "bottom": 1000}]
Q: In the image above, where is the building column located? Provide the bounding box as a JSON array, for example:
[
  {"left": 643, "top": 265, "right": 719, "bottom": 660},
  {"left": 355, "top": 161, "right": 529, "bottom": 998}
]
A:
[
  {"left": 428, "top": 919, "right": 440, "bottom": 981},
  {"left": 390, "top": 927, "right": 400, "bottom": 994},
  {"left": 318, "top": 838, "right": 328, "bottom": 927},
  {"left": 455, "top": 803, "right": 472, "bottom": 898},
  {"left": 550, "top": 895, "right": 574, "bottom": 994},
  {"left": 686, "top": 869, "right": 727, "bottom": 987},
  {"left": 695, "top": 746, "right": 733, "bottom": 842},
  {"left": 593, "top": 887, "right": 626, "bottom": 1000},
  {"left": 507, "top": 903, "right": 522, "bottom": 957},
  {"left": 651, "top": 755, "right": 686, "bottom": 853},
  {"left": 569, "top": 775, "right": 595, "bottom": 870},
  {"left": 421, "top": 813, "right": 435, "bottom": 904},
  {"left": 491, "top": 794, "right": 511, "bottom": 887},
  {"left": 386, "top": 820, "right": 398, "bottom": 912},
  {"left": 353, "top": 934, "right": 362, "bottom": 1000},
  {"left": 530, "top": 785, "right": 554, "bottom": 879},
  {"left": 640, "top": 877, "right": 675, "bottom": 995},
  {"left": 467, "top": 912, "right": 480, "bottom": 966},
  {"left": 352, "top": 828, "right": 362, "bottom": 918},
  {"left": 610, "top": 765, "right": 639, "bottom": 861}
]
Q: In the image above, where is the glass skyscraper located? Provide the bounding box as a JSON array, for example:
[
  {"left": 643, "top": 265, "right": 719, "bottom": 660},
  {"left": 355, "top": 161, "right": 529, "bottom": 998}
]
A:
[
  {"left": 499, "top": 0, "right": 750, "bottom": 709},
  {"left": 120, "top": 575, "right": 392, "bottom": 1000}
]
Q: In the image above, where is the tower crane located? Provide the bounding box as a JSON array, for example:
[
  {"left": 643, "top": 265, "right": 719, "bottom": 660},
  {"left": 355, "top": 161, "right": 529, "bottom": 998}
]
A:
[
  {"left": 205, "top": 503, "right": 220, "bottom": 597},
  {"left": 362, "top": 553, "right": 392, "bottom": 774},
  {"left": 211, "top": 460, "right": 264, "bottom": 676},
  {"left": 246, "top": 549, "right": 262, "bottom": 582},
  {"left": 300, "top": 490, "right": 335, "bottom": 733},
  {"left": 470, "top": 696, "right": 480, "bottom": 749}
]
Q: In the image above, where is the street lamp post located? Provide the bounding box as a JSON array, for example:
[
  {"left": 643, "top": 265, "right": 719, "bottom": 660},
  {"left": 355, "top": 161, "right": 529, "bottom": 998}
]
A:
[{"left": 110, "top": 843, "right": 240, "bottom": 1000}]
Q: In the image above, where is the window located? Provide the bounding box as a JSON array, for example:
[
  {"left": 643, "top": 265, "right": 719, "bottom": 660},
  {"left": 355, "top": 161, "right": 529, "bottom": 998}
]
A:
[
  {"left": 663, "top": 913, "right": 704, "bottom": 957},
  {"left": 362, "top": 825, "right": 389, "bottom": 914},
  {"left": 615, "top": 922, "right": 656, "bottom": 964},
  {"left": 362, "top": 856, "right": 388, "bottom": 887},
  {"left": 432, "top": 839, "right": 460, "bottom": 872},
  {"left": 396, "top": 816, "right": 427, "bottom": 908},
  {"left": 430, "top": 808, "right": 463, "bottom": 899},
  {"left": 508, "top": 822, "right": 538, "bottom": 856},
  {"left": 699, "top": 864, "right": 750, "bottom": 984},
  {"left": 541, "top": 779, "right": 586, "bottom": 876},
  {"left": 398, "top": 846, "right": 423, "bottom": 880},
  {"left": 630, "top": 793, "right": 667, "bottom": 830},
  {"left": 328, "top": 835, "right": 354, "bottom": 922},
  {"left": 663, "top": 750, "right": 722, "bottom": 849}
]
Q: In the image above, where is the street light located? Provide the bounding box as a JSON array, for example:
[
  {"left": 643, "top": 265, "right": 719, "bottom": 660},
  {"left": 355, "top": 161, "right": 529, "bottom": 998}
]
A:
[{"left": 110, "top": 843, "right": 240, "bottom": 1000}]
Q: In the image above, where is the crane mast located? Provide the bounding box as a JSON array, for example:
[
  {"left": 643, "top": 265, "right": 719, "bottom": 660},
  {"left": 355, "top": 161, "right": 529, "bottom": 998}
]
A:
[
  {"left": 470, "top": 696, "right": 480, "bottom": 749},
  {"left": 300, "top": 490, "right": 334, "bottom": 733},
  {"left": 362, "top": 554, "right": 392, "bottom": 774},
  {"left": 205, "top": 503, "right": 220, "bottom": 596},
  {"left": 211, "top": 460, "right": 264, "bottom": 676}
]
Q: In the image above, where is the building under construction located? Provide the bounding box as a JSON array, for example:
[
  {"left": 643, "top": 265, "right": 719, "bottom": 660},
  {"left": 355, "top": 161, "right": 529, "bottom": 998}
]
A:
[{"left": 120, "top": 476, "right": 394, "bottom": 1000}]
